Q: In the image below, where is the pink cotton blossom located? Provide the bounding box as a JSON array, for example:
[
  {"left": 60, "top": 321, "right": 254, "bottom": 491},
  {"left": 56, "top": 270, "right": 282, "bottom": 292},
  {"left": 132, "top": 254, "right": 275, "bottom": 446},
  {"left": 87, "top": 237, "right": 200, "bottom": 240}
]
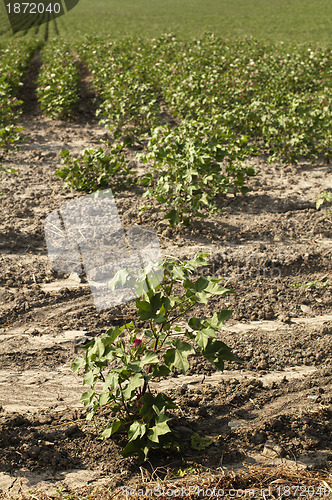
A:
[{"left": 133, "top": 338, "right": 142, "bottom": 347}]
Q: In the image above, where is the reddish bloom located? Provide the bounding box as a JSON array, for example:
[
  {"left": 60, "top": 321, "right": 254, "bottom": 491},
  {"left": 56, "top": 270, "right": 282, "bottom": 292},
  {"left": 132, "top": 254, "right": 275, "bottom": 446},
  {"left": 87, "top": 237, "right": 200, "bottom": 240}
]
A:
[{"left": 133, "top": 338, "right": 142, "bottom": 347}]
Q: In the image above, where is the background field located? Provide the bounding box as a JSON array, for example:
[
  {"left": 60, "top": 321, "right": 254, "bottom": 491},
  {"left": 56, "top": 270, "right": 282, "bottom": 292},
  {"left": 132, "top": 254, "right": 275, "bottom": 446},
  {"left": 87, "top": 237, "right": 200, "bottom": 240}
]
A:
[{"left": 0, "top": 0, "right": 332, "bottom": 42}]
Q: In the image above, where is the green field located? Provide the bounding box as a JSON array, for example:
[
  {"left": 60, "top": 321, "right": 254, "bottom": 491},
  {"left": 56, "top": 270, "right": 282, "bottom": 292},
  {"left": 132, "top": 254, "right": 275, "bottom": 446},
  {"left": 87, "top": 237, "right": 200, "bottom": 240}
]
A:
[{"left": 0, "top": 0, "right": 332, "bottom": 42}]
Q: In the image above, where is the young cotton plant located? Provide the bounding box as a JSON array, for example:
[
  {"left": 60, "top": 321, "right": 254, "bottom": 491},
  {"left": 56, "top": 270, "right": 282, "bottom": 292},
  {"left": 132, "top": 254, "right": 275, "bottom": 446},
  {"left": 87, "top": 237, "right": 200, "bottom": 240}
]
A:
[
  {"left": 139, "top": 123, "right": 256, "bottom": 226},
  {"left": 72, "top": 254, "right": 240, "bottom": 462},
  {"left": 316, "top": 191, "right": 332, "bottom": 211},
  {"left": 0, "top": 165, "right": 17, "bottom": 196},
  {"left": 56, "top": 144, "right": 135, "bottom": 193}
]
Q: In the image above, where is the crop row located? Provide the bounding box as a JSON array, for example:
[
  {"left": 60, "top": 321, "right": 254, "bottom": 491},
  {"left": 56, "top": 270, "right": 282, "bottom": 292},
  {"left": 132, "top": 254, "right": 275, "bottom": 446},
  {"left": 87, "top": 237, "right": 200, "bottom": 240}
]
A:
[
  {"left": 0, "top": 39, "right": 38, "bottom": 148},
  {"left": 155, "top": 35, "right": 331, "bottom": 164},
  {"left": 5, "top": 35, "right": 329, "bottom": 226},
  {"left": 78, "top": 35, "right": 331, "bottom": 164},
  {"left": 65, "top": 36, "right": 257, "bottom": 225},
  {"left": 84, "top": 37, "right": 163, "bottom": 137},
  {"left": 36, "top": 40, "right": 80, "bottom": 119},
  {"left": 75, "top": 35, "right": 330, "bottom": 224}
]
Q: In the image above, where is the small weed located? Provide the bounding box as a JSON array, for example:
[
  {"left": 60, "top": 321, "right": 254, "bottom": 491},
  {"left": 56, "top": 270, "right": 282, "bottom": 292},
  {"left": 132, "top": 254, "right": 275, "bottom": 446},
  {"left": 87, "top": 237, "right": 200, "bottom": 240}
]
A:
[
  {"left": 0, "top": 164, "right": 17, "bottom": 196},
  {"left": 316, "top": 191, "right": 332, "bottom": 210},
  {"left": 291, "top": 281, "right": 331, "bottom": 289}
]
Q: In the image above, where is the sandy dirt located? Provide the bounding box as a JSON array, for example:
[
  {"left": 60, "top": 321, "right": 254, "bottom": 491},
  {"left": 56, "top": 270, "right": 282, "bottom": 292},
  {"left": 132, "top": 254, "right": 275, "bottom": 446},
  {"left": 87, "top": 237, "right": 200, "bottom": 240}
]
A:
[{"left": 0, "top": 58, "right": 331, "bottom": 497}]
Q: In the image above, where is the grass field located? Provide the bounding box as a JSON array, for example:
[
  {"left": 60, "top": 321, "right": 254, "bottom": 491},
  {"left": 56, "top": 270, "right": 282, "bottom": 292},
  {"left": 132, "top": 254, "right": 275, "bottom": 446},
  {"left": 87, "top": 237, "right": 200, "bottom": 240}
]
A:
[{"left": 0, "top": 0, "right": 332, "bottom": 42}]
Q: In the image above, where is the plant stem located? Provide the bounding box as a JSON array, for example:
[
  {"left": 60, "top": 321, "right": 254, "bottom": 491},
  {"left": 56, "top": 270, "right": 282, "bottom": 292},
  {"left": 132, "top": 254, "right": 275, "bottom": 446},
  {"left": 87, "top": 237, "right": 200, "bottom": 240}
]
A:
[
  {"left": 168, "top": 302, "right": 196, "bottom": 327},
  {"left": 118, "top": 382, "right": 131, "bottom": 419}
]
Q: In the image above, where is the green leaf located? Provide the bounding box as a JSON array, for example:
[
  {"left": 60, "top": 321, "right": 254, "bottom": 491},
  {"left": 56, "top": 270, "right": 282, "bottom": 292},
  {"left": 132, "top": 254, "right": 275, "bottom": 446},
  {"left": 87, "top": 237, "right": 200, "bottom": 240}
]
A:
[
  {"left": 155, "top": 392, "right": 178, "bottom": 410},
  {"left": 195, "top": 329, "right": 216, "bottom": 350},
  {"left": 137, "top": 300, "right": 152, "bottom": 312},
  {"left": 127, "top": 361, "right": 142, "bottom": 373},
  {"left": 193, "top": 290, "right": 209, "bottom": 304},
  {"left": 200, "top": 338, "right": 240, "bottom": 371},
  {"left": 316, "top": 198, "right": 324, "bottom": 210},
  {"left": 164, "top": 340, "right": 195, "bottom": 373},
  {"left": 60, "top": 149, "right": 69, "bottom": 158},
  {"left": 139, "top": 392, "right": 155, "bottom": 418},
  {"left": 194, "top": 277, "right": 210, "bottom": 292},
  {"left": 108, "top": 269, "right": 132, "bottom": 290},
  {"left": 190, "top": 432, "right": 213, "bottom": 450},
  {"left": 193, "top": 280, "right": 233, "bottom": 304},
  {"left": 147, "top": 411, "right": 171, "bottom": 443},
  {"left": 152, "top": 364, "right": 171, "bottom": 377},
  {"left": 150, "top": 293, "right": 162, "bottom": 311},
  {"left": 136, "top": 299, "right": 154, "bottom": 320},
  {"left": 99, "top": 392, "right": 111, "bottom": 407},
  {"left": 139, "top": 350, "right": 159, "bottom": 366},
  {"left": 203, "top": 280, "right": 233, "bottom": 296},
  {"left": 71, "top": 357, "right": 85, "bottom": 374},
  {"left": 88, "top": 338, "right": 106, "bottom": 359},
  {"left": 104, "top": 326, "right": 122, "bottom": 345},
  {"left": 121, "top": 438, "right": 150, "bottom": 463},
  {"left": 188, "top": 317, "right": 206, "bottom": 331},
  {"left": 209, "top": 310, "right": 233, "bottom": 329},
  {"left": 154, "top": 313, "right": 167, "bottom": 323},
  {"left": 86, "top": 407, "right": 96, "bottom": 421},
  {"left": 128, "top": 421, "right": 147, "bottom": 441},
  {"left": 164, "top": 208, "right": 180, "bottom": 227},
  {"left": 122, "top": 373, "right": 143, "bottom": 399},
  {"left": 83, "top": 370, "right": 94, "bottom": 386},
  {"left": 101, "top": 419, "right": 122, "bottom": 439},
  {"left": 81, "top": 389, "right": 95, "bottom": 407},
  {"left": 143, "top": 329, "right": 154, "bottom": 339}
]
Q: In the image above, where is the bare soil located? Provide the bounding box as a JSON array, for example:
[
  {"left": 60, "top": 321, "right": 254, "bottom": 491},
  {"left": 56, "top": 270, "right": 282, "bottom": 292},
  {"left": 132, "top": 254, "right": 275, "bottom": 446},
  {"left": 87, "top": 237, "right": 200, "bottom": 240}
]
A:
[{"left": 0, "top": 61, "right": 331, "bottom": 498}]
